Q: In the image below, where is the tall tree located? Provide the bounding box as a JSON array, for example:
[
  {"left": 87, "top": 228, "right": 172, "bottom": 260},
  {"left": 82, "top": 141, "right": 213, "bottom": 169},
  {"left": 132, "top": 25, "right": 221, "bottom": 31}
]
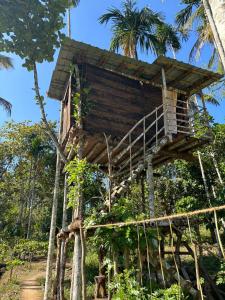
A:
[
  {"left": 202, "top": 0, "right": 225, "bottom": 70},
  {"left": 176, "top": 0, "right": 225, "bottom": 72},
  {"left": 0, "top": 54, "right": 12, "bottom": 115},
  {"left": 0, "top": 2, "right": 72, "bottom": 299},
  {"left": 99, "top": 0, "right": 180, "bottom": 59}
]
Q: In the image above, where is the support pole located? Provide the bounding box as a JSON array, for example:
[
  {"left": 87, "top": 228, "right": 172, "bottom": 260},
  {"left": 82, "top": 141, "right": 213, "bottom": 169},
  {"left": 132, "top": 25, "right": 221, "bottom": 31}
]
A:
[
  {"left": 147, "top": 156, "right": 155, "bottom": 218},
  {"left": 161, "top": 68, "right": 169, "bottom": 137}
]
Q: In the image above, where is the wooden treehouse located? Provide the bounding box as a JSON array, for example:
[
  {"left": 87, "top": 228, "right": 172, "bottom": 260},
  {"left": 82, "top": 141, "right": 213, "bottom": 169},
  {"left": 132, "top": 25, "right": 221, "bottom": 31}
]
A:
[{"left": 48, "top": 38, "right": 222, "bottom": 204}]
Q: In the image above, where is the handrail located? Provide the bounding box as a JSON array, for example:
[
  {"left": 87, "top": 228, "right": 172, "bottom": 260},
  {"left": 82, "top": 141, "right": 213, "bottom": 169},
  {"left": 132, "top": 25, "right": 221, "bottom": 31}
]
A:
[
  {"left": 111, "top": 104, "right": 164, "bottom": 154},
  {"left": 110, "top": 100, "right": 210, "bottom": 180}
]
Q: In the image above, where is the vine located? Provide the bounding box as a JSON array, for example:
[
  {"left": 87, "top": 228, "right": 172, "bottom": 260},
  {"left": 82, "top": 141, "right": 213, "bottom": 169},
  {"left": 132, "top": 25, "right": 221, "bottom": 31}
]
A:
[{"left": 65, "top": 155, "right": 99, "bottom": 209}]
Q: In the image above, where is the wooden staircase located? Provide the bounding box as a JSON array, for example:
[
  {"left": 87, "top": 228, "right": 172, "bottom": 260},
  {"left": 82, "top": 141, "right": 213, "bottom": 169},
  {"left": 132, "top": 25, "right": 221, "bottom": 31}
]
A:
[
  {"left": 108, "top": 101, "right": 210, "bottom": 199},
  {"left": 111, "top": 135, "right": 170, "bottom": 199}
]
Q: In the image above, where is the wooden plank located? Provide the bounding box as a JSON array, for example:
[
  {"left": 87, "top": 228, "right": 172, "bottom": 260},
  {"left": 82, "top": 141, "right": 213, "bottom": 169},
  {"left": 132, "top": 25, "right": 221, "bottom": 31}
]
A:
[{"left": 86, "top": 142, "right": 102, "bottom": 160}]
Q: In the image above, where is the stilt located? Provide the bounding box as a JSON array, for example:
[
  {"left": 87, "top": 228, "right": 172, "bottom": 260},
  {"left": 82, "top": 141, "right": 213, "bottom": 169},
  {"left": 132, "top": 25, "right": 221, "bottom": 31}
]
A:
[{"left": 147, "top": 156, "right": 155, "bottom": 218}]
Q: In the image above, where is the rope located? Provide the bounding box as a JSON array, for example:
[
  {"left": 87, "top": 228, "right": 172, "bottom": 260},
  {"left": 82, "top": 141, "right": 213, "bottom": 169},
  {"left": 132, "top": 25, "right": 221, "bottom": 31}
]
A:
[{"left": 85, "top": 204, "right": 225, "bottom": 230}]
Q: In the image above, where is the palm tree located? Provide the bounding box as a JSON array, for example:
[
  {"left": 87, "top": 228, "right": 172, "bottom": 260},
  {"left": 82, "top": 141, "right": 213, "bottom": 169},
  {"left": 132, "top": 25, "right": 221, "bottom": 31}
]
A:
[
  {"left": 0, "top": 54, "right": 13, "bottom": 115},
  {"left": 176, "top": 0, "right": 224, "bottom": 72},
  {"left": 99, "top": 0, "right": 180, "bottom": 59}
]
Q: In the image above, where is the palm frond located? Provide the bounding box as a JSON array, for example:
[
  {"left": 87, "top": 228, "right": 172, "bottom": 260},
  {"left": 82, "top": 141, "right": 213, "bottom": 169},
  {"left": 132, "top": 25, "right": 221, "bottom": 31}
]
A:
[
  {"left": 176, "top": 0, "right": 200, "bottom": 28},
  {"left": 99, "top": 0, "right": 180, "bottom": 59},
  {"left": 99, "top": 8, "right": 124, "bottom": 25},
  {"left": 0, "top": 97, "right": 12, "bottom": 116},
  {"left": 70, "top": 0, "right": 80, "bottom": 7},
  {"left": 0, "top": 55, "right": 13, "bottom": 69},
  {"left": 203, "top": 94, "right": 220, "bottom": 106}
]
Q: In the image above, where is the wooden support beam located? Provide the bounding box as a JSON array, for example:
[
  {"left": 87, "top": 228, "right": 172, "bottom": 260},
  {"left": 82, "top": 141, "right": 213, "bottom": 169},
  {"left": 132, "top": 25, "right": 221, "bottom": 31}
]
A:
[
  {"left": 132, "top": 66, "right": 146, "bottom": 77},
  {"left": 167, "top": 69, "right": 193, "bottom": 86},
  {"left": 93, "top": 142, "right": 110, "bottom": 164},
  {"left": 149, "top": 64, "right": 173, "bottom": 83},
  {"left": 86, "top": 142, "right": 102, "bottom": 161},
  {"left": 97, "top": 54, "right": 110, "bottom": 67}
]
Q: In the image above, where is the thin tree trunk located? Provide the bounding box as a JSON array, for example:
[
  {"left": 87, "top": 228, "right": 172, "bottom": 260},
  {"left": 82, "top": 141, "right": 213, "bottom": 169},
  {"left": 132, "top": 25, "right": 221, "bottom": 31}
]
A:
[
  {"left": 58, "top": 174, "right": 69, "bottom": 300},
  {"left": 211, "top": 152, "right": 223, "bottom": 184},
  {"left": 70, "top": 65, "right": 85, "bottom": 300},
  {"left": 44, "top": 99, "right": 64, "bottom": 300},
  {"left": 26, "top": 175, "right": 35, "bottom": 239},
  {"left": 33, "top": 62, "right": 67, "bottom": 164},
  {"left": 197, "top": 151, "right": 211, "bottom": 204}
]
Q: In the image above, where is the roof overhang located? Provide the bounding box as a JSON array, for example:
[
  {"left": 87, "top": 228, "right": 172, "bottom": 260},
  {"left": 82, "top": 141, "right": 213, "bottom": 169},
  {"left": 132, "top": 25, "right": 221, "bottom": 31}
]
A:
[{"left": 48, "top": 38, "right": 223, "bottom": 101}]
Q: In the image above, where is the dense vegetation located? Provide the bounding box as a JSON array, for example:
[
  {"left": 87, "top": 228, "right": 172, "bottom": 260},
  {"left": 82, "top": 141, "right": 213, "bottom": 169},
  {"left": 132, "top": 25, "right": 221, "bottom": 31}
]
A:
[{"left": 0, "top": 0, "right": 225, "bottom": 299}]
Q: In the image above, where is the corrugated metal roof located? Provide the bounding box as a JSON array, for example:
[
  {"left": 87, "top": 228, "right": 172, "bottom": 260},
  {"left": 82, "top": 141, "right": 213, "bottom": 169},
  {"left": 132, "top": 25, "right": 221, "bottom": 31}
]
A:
[{"left": 48, "top": 38, "right": 223, "bottom": 100}]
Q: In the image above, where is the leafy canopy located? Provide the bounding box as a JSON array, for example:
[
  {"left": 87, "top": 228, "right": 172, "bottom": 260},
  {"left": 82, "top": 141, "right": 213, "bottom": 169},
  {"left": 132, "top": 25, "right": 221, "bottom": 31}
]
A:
[{"left": 0, "top": 0, "right": 70, "bottom": 70}]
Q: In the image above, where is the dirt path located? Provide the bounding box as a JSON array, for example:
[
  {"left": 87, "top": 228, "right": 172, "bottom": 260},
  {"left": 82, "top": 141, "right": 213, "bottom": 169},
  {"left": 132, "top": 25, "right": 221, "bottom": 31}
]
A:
[{"left": 20, "top": 260, "right": 46, "bottom": 300}]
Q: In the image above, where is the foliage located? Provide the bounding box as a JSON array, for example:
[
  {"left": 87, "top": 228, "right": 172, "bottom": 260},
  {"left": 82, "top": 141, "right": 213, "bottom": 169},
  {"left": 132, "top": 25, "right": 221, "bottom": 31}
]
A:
[
  {"left": 151, "top": 284, "right": 188, "bottom": 300},
  {"left": 176, "top": 0, "right": 224, "bottom": 72},
  {"left": 109, "top": 269, "right": 148, "bottom": 300},
  {"left": 0, "top": 121, "right": 56, "bottom": 240},
  {"left": 0, "top": 0, "right": 71, "bottom": 70},
  {"left": 216, "top": 262, "right": 225, "bottom": 286},
  {"left": 65, "top": 157, "right": 100, "bottom": 209},
  {"left": 0, "top": 54, "right": 13, "bottom": 115},
  {"left": 99, "top": 0, "right": 180, "bottom": 59},
  {"left": 13, "top": 239, "right": 48, "bottom": 260}
]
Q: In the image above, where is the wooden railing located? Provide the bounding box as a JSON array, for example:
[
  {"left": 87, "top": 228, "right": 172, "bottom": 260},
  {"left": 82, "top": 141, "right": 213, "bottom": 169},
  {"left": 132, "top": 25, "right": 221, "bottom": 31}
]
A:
[{"left": 110, "top": 100, "right": 210, "bottom": 178}]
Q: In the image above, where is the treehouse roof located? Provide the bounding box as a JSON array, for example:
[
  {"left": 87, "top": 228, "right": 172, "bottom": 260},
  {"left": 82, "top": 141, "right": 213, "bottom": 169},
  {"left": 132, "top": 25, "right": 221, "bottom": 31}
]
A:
[{"left": 48, "top": 38, "right": 222, "bottom": 101}]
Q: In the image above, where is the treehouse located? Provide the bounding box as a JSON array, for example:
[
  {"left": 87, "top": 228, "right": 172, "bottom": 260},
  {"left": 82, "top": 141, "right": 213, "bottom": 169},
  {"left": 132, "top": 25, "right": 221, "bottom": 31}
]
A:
[{"left": 48, "top": 38, "right": 222, "bottom": 180}]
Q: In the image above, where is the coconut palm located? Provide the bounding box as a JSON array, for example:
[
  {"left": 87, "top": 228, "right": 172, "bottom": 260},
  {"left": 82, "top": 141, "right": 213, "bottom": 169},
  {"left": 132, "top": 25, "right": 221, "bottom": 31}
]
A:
[
  {"left": 176, "top": 0, "right": 224, "bottom": 72},
  {"left": 0, "top": 54, "right": 13, "bottom": 115},
  {"left": 99, "top": 0, "right": 180, "bottom": 59}
]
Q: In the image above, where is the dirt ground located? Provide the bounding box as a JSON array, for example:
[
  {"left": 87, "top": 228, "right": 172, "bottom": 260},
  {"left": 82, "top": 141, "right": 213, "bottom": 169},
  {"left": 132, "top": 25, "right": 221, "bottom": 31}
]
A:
[
  {"left": 0, "top": 259, "right": 46, "bottom": 300},
  {"left": 20, "top": 260, "right": 46, "bottom": 300}
]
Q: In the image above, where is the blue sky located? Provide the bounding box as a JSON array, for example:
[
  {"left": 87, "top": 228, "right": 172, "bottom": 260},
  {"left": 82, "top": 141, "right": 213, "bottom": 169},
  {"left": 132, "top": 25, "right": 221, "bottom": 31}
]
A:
[{"left": 0, "top": 0, "right": 224, "bottom": 127}]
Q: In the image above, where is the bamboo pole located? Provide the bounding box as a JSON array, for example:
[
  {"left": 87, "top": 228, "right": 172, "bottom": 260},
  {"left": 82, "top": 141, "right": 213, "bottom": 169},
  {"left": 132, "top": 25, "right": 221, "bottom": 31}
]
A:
[{"left": 147, "top": 156, "right": 155, "bottom": 218}]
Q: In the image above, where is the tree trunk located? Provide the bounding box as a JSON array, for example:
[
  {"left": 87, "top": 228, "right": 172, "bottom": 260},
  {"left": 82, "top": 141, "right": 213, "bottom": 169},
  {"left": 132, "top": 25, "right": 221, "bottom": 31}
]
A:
[
  {"left": 124, "top": 247, "right": 130, "bottom": 269},
  {"left": 44, "top": 152, "right": 62, "bottom": 300},
  {"left": 197, "top": 151, "right": 211, "bottom": 205},
  {"left": 26, "top": 169, "right": 36, "bottom": 239},
  {"left": 44, "top": 99, "right": 64, "bottom": 300},
  {"left": 70, "top": 65, "right": 85, "bottom": 300},
  {"left": 58, "top": 174, "right": 69, "bottom": 300},
  {"left": 33, "top": 62, "right": 67, "bottom": 164},
  {"left": 202, "top": 0, "right": 225, "bottom": 70},
  {"left": 211, "top": 152, "right": 223, "bottom": 184}
]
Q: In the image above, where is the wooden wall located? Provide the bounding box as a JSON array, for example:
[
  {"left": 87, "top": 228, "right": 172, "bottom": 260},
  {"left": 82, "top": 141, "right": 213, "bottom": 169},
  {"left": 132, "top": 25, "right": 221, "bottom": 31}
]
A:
[{"left": 80, "top": 64, "right": 163, "bottom": 140}]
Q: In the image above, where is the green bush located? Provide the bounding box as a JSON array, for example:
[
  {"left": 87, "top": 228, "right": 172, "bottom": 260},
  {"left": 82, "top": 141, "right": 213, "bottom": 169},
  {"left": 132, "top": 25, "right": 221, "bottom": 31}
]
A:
[
  {"left": 13, "top": 239, "right": 48, "bottom": 260},
  {"left": 109, "top": 269, "right": 149, "bottom": 300}
]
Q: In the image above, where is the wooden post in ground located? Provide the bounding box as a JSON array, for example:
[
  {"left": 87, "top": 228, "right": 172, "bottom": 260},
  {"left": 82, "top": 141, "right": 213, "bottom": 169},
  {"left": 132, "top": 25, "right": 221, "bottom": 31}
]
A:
[{"left": 147, "top": 155, "right": 155, "bottom": 218}]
